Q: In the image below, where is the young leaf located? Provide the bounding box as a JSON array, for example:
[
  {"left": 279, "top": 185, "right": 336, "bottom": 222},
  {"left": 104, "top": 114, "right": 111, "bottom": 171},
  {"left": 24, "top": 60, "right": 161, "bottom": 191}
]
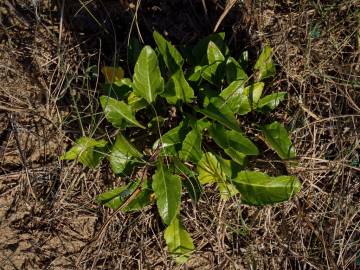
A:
[
  {"left": 257, "top": 92, "right": 287, "bottom": 112},
  {"left": 254, "top": 45, "right": 276, "bottom": 81},
  {"left": 261, "top": 121, "right": 296, "bottom": 160},
  {"left": 197, "top": 152, "right": 226, "bottom": 185},
  {"left": 225, "top": 56, "right": 248, "bottom": 83},
  {"left": 133, "top": 46, "right": 164, "bottom": 103},
  {"left": 164, "top": 216, "right": 194, "bottom": 264},
  {"left": 61, "top": 137, "right": 107, "bottom": 168},
  {"left": 153, "top": 31, "right": 184, "bottom": 73},
  {"left": 179, "top": 128, "right": 203, "bottom": 163},
  {"left": 197, "top": 97, "right": 242, "bottom": 133},
  {"left": 100, "top": 96, "right": 145, "bottom": 129},
  {"left": 153, "top": 121, "right": 188, "bottom": 156},
  {"left": 232, "top": 171, "right": 301, "bottom": 205},
  {"left": 152, "top": 162, "right": 182, "bottom": 225},
  {"left": 109, "top": 134, "right": 143, "bottom": 174},
  {"left": 101, "top": 66, "right": 124, "bottom": 84}
]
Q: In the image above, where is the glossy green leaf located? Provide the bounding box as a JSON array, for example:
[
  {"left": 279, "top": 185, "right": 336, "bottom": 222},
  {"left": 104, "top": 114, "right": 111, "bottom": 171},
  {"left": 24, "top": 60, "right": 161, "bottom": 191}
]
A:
[
  {"left": 164, "top": 216, "right": 194, "bottom": 264},
  {"left": 133, "top": 46, "right": 164, "bottom": 103},
  {"left": 152, "top": 162, "right": 182, "bottom": 225},
  {"left": 96, "top": 180, "right": 140, "bottom": 209},
  {"left": 208, "top": 124, "right": 258, "bottom": 156},
  {"left": 153, "top": 31, "right": 184, "bottom": 73},
  {"left": 61, "top": 137, "right": 107, "bottom": 168},
  {"left": 217, "top": 181, "right": 238, "bottom": 200},
  {"left": 226, "top": 56, "right": 248, "bottom": 83},
  {"left": 219, "top": 80, "right": 245, "bottom": 113},
  {"left": 109, "top": 134, "right": 143, "bottom": 174},
  {"left": 216, "top": 155, "right": 243, "bottom": 178},
  {"left": 102, "top": 78, "right": 132, "bottom": 99},
  {"left": 192, "top": 32, "right": 229, "bottom": 65},
  {"left": 197, "top": 97, "right": 241, "bottom": 132},
  {"left": 179, "top": 128, "right": 203, "bottom": 163},
  {"left": 153, "top": 121, "right": 188, "bottom": 156},
  {"left": 125, "top": 180, "right": 152, "bottom": 212},
  {"left": 100, "top": 96, "right": 145, "bottom": 129},
  {"left": 232, "top": 171, "right": 301, "bottom": 205},
  {"left": 257, "top": 92, "right": 287, "bottom": 112},
  {"left": 201, "top": 41, "right": 226, "bottom": 84},
  {"left": 163, "top": 69, "right": 194, "bottom": 104},
  {"left": 197, "top": 152, "right": 226, "bottom": 185},
  {"left": 239, "top": 50, "right": 249, "bottom": 70},
  {"left": 254, "top": 45, "right": 276, "bottom": 81},
  {"left": 261, "top": 121, "right": 296, "bottom": 160},
  {"left": 237, "top": 82, "right": 265, "bottom": 115}
]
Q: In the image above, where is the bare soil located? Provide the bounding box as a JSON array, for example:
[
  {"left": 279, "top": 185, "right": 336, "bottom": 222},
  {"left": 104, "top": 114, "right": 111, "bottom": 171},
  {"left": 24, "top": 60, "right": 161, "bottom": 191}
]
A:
[{"left": 0, "top": 0, "right": 359, "bottom": 269}]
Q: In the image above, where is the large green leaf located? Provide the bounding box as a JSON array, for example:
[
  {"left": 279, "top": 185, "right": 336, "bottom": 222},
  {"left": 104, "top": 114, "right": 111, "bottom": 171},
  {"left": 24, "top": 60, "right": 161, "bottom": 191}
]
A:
[
  {"left": 254, "top": 45, "right": 276, "bottom": 81},
  {"left": 257, "top": 92, "right": 287, "bottom": 112},
  {"left": 100, "top": 96, "right": 145, "bottom": 129},
  {"left": 164, "top": 216, "right": 194, "bottom": 264},
  {"left": 153, "top": 121, "right": 188, "bottom": 156},
  {"left": 197, "top": 152, "right": 226, "bottom": 185},
  {"left": 219, "top": 80, "right": 245, "bottom": 113},
  {"left": 208, "top": 124, "right": 258, "bottom": 156},
  {"left": 179, "top": 128, "right": 203, "bottom": 163},
  {"left": 109, "top": 134, "right": 143, "bottom": 174},
  {"left": 232, "top": 171, "right": 301, "bottom": 205},
  {"left": 127, "top": 92, "right": 148, "bottom": 112},
  {"left": 153, "top": 31, "right": 184, "bottom": 73},
  {"left": 152, "top": 162, "right": 182, "bottom": 225},
  {"left": 133, "top": 45, "right": 164, "bottom": 103},
  {"left": 261, "top": 121, "right": 296, "bottom": 160},
  {"left": 225, "top": 57, "right": 248, "bottom": 83},
  {"left": 197, "top": 97, "right": 241, "bottom": 132},
  {"left": 61, "top": 137, "right": 107, "bottom": 168}
]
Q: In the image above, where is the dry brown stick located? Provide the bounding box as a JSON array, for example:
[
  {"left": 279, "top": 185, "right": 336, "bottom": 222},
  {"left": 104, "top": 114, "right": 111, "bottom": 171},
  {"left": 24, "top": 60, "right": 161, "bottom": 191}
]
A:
[{"left": 213, "top": 0, "right": 237, "bottom": 32}]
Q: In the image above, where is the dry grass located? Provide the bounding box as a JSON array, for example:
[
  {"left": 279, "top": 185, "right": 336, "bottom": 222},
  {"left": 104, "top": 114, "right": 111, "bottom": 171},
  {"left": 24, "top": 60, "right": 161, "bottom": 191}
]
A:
[{"left": 0, "top": 0, "right": 359, "bottom": 269}]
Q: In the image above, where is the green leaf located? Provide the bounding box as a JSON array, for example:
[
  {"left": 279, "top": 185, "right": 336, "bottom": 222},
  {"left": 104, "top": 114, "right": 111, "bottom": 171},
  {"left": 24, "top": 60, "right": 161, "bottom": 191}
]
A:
[
  {"left": 102, "top": 78, "right": 132, "bottom": 100},
  {"left": 197, "top": 152, "right": 226, "bottom": 185},
  {"left": 219, "top": 80, "right": 245, "bottom": 113},
  {"left": 217, "top": 182, "right": 239, "bottom": 200},
  {"left": 153, "top": 121, "right": 188, "bottom": 156},
  {"left": 232, "top": 171, "right": 301, "bottom": 205},
  {"left": 191, "top": 32, "right": 229, "bottom": 65},
  {"left": 96, "top": 180, "right": 140, "bottom": 209},
  {"left": 100, "top": 96, "right": 145, "bottom": 129},
  {"left": 197, "top": 97, "right": 241, "bottom": 132},
  {"left": 254, "top": 45, "right": 276, "bottom": 81},
  {"left": 216, "top": 155, "right": 243, "bottom": 178},
  {"left": 237, "top": 82, "right": 265, "bottom": 115},
  {"left": 257, "top": 92, "right": 287, "bottom": 112},
  {"left": 153, "top": 31, "right": 184, "bottom": 73},
  {"left": 164, "top": 216, "right": 194, "bottom": 264},
  {"left": 261, "top": 121, "right": 296, "bottom": 160},
  {"left": 239, "top": 50, "right": 249, "bottom": 70},
  {"left": 163, "top": 69, "right": 195, "bottom": 104},
  {"left": 61, "top": 137, "right": 107, "bottom": 168},
  {"left": 172, "top": 160, "right": 203, "bottom": 203},
  {"left": 152, "top": 162, "right": 182, "bottom": 225},
  {"left": 133, "top": 45, "right": 164, "bottom": 103},
  {"left": 179, "top": 128, "right": 203, "bottom": 163},
  {"left": 109, "top": 134, "right": 143, "bottom": 174},
  {"left": 208, "top": 124, "right": 258, "bottom": 156},
  {"left": 127, "top": 92, "right": 148, "bottom": 112},
  {"left": 125, "top": 180, "right": 152, "bottom": 212},
  {"left": 201, "top": 41, "right": 226, "bottom": 84},
  {"left": 225, "top": 57, "right": 248, "bottom": 83}
]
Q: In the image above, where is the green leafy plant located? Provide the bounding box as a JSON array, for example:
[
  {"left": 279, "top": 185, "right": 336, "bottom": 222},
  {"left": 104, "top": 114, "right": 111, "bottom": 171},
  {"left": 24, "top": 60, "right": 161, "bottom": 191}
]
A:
[{"left": 61, "top": 32, "right": 301, "bottom": 263}]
